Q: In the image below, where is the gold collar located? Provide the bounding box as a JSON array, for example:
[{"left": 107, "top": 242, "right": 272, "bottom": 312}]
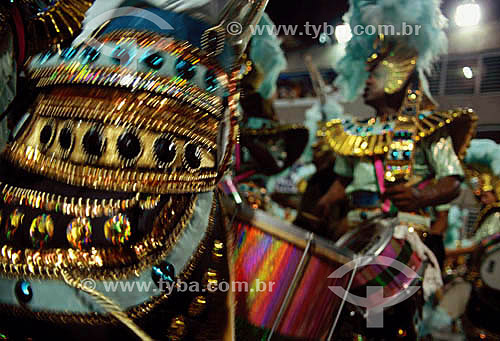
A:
[{"left": 321, "top": 108, "right": 477, "bottom": 158}]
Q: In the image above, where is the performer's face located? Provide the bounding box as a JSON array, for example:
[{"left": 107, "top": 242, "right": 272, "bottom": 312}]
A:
[
  {"left": 480, "top": 191, "right": 497, "bottom": 205},
  {"left": 363, "top": 63, "right": 388, "bottom": 104}
]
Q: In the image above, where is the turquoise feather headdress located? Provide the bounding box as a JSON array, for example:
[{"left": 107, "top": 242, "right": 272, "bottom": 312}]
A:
[
  {"left": 464, "top": 139, "right": 500, "bottom": 197},
  {"left": 465, "top": 139, "right": 500, "bottom": 176},
  {"left": 335, "top": 0, "right": 448, "bottom": 101},
  {"left": 248, "top": 13, "right": 287, "bottom": 99}
]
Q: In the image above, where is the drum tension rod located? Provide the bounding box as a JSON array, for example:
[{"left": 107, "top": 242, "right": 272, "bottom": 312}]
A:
[
  {"left": 267, "top": 232, "right": 315, "bottom": 341},
  {"left": 327, "top": 257, "right": 360, "bottom": 340}
]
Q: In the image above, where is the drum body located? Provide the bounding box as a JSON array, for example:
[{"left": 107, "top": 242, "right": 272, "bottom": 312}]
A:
[
  {"left": 438, "top": 278, "right": 472, "bottom": 320},
  {"left": 332, "top": 220, "right": 425, "bottom": 340},
  {"left": 476, "top": 233, "right": 500, "bottom": 292},
  {"left": 335, "top": 220, "right": 424, "bottom": 303},
  {"left": 232, "top": 209, "right": 352, "bottom": 340}
]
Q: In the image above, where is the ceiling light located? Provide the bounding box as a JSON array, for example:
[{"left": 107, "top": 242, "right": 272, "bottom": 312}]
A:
[
  {"left": 455, "top": 1, "right": 481, "bottom": 27},
  {"left": 463, "top": 66, "right": 474, "bottom": 79}
]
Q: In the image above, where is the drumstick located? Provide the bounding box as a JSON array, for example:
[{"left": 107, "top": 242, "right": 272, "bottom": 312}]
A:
[
  {"left": 301, "top": 211, "right": 321, "bottom": 222},
  {"left": 304, "top": 54, "right": 328, "bottom": 107}
]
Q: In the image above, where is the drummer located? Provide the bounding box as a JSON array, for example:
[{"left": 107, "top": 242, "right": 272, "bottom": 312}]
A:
[
  {"left": 446, "top": 139, "right": 500, "bottom": 258},
  {"left": 315, "top": 0, "right": 477, "bottom": 338},
  {"left": 421, "top": 140, "right": 500, "bottom": 339},
  {"left": 315, "top": 44, "right": 475, "bottom": 259}
]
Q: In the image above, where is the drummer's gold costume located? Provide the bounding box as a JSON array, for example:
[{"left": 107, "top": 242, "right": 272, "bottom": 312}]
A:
[
  {"left": 327, "top": 109, "right": 473, "bottom": 228},
  {"left": 466, "top": 156, "right": 500, "bottom": 242},
  {"left": 472, "top": 204, "right": 500, "bottom": 242},
  {"left": 320, "top": 0, "right": 477, "bottom": 338}
]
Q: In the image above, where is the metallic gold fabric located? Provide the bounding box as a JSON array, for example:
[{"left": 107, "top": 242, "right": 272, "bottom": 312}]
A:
[
  {"left": 334, "top": 122, "right": 466, "bottom": 195},
  {"left": 7, "top": 30, "right": 239, "bottom": 194},
  {"left": 324, "top": 109, "right": 477, "bottom": 158}
]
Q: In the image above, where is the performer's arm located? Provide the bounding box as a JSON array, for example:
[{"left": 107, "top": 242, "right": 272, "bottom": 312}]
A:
[
  {"left": 431, "top": 210, "right": 449, "bottom": 235},
  {"left": 385, "top": 134, "right": 464, "bottom": 211},
  {"left": 445, "top": 245, "right": 478, "bottom": 258},
  {"left": 383, "top": 176, "right": 461, "bottom": 212},
  {"left": 445, "top": 210, "right": 500, "bottom": 256},
  {"left": 316, "top": 177, "right": 350, "bottom": 211},
  {"left": 315, "top": 155, "right": 352, "bottom": 217}
]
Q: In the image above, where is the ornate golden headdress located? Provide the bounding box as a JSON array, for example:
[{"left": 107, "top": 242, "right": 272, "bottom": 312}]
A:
[
  {"left": 0, "top": 0, "right": 269, "bottom": 286},
  {"left": 6, "top": 0, "right": 269, "bottom": 194}
]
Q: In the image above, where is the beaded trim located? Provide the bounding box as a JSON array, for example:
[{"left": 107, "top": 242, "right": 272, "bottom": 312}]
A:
[
  {"left": 323, "top": 108, "right": 477, "bottom": 158},
  {"left": 34, "top": 91, "right": 220, "bottom": 144},
  {"left": 28, "top": 31, "right": 228, "bottom": 120},
  {"left": 4, "top": 142, "right": 217, "bottom": 194},
  {"left": 0, "top": 182, "right": 160, "bottom": 218},
  {"left": 383, "top": 120, "right": 418, "bottom": 184},
  {"left": 29, "top": 64, "right": 224, "bottom": 119},
  {"left": 16, "top": 115, "right": 216, "bottom": 171},
  {"left": 0, "top": 195, "right": 220, "bottom": 325},
  {"left": 0, "top": 195, "right": 196, "bottom": 280}
]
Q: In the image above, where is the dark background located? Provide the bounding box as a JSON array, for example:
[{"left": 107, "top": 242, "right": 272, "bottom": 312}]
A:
[{"left": 266, "top": 0, "right": 500, "bottom": 51}]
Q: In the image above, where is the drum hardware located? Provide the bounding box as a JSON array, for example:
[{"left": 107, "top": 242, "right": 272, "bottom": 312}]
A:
[
  {"left": 267, "top": 232, "right": 314, "bottom": 340},
  {"left": 335, "top": 215, "right": 395, "bottom": 260},
  {"left": 300, "top": 211, "right": 321, "bottom": 223},
  {"left": 326, "top": 257, "right": 360, "bottom": 341},
  {"left": 357, "top": 211, "right": 395, "bottom": 228},
  {"left": 334, "top": 218, "right": 426, "bottom": 339}
]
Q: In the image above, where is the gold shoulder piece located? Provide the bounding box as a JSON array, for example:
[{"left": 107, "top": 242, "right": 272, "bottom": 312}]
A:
[
  {"left": 322, "top": 119, "right": 391, "bottom": 157},
  {"left": 415, "top": 108, "right": 478, "bottom": 161}
]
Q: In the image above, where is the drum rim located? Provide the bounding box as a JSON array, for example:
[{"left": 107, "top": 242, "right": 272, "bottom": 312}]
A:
[
  {"left": 334, "top": 217, "right": 394, "bottom": 259},
  {"left": 471, "top": 232, "right": 500, "bottom": 282},
  {"left": 224, "top": 197, "right": 356, "bottom": 263}
]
